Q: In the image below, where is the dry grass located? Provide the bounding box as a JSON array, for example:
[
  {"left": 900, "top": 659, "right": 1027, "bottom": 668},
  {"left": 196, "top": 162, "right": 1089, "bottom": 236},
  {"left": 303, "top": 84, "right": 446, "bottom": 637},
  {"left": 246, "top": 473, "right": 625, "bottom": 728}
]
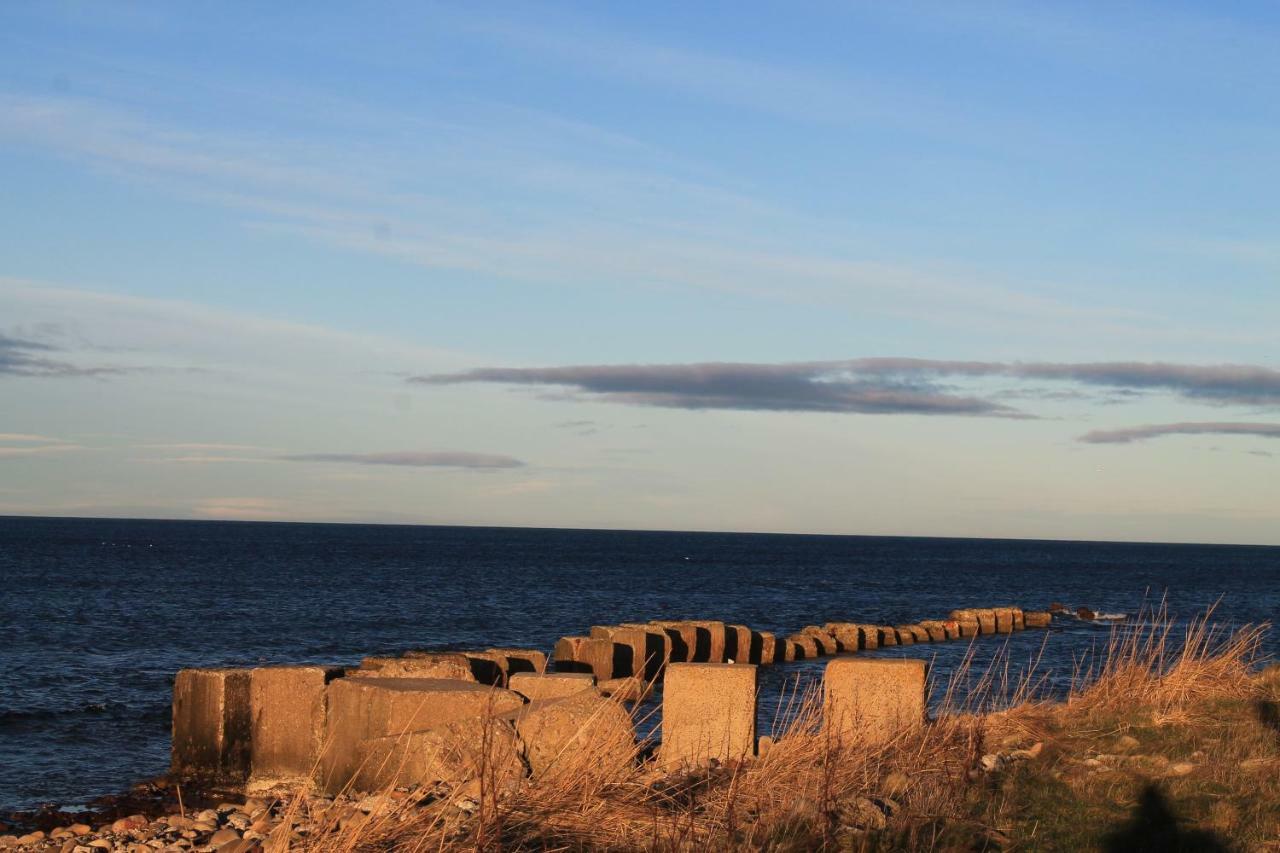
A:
[{"left": 284, "top": 610, "right": 1274, "bottom": 852}]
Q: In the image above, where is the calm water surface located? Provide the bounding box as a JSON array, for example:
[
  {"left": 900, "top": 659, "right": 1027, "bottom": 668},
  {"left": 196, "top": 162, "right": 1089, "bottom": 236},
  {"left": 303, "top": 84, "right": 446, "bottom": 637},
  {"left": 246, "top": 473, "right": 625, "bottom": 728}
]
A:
[{"left": 1, "top": 516, "right": 1276, "bottom": 812}]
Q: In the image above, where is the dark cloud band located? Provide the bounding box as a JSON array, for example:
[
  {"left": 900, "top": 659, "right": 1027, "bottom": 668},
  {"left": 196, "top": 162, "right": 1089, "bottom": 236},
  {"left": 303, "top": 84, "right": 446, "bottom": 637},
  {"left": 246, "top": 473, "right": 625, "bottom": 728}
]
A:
[
  {"left": 278, "top": 451, "right": 524, "bottom": 469},
  {"left": 1078, "top": 422, "right": 1280, "bottom": 444},
  {"left": 0, "top": 333, "right": 125, "bottom": 378},
  {"left": 412, "top": 357, "right": 1280, "bottom": 415}
]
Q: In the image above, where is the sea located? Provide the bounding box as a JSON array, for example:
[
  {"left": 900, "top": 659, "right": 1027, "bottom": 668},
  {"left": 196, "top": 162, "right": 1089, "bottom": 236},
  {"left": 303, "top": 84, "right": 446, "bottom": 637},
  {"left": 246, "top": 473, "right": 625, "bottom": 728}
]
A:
[{"left": 1, "top": 515, "right": 1276, "bottom": 814}]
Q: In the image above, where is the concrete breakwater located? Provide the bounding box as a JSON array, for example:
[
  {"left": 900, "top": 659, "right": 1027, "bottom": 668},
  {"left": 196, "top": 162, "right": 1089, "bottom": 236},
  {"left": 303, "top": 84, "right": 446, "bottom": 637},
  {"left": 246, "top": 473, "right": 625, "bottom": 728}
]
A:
[{"left": 171, "top": 606, "right": 1054, "bottom": 797}]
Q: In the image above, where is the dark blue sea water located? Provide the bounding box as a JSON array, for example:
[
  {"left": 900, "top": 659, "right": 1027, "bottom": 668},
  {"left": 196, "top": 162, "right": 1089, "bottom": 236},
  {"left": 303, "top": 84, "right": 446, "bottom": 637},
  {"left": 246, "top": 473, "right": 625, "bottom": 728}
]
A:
[{"left": 1, "top": 516, "right": 1276, "bottom": 813}]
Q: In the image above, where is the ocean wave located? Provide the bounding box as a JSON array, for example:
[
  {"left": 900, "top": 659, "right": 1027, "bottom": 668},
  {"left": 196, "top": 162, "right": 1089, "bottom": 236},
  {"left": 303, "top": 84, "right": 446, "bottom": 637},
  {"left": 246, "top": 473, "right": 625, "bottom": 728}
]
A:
[{"left": 0, "top": 701, "right": 163, "bottom": 724}]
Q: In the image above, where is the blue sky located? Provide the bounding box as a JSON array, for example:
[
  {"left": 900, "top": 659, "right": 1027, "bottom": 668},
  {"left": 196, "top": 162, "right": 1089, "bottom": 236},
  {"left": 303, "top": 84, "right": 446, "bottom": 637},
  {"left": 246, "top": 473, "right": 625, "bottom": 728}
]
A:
[{"left": 2, "top": 2, "right": 1278, "bottom": 543}]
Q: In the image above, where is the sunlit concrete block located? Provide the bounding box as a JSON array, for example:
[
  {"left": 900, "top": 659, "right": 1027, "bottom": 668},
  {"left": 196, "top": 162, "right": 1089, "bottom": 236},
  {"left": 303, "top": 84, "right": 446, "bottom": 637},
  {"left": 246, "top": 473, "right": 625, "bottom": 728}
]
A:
[
  {"left": 509, "top": 671, "right": 597, "bottom": 702},
  {"left": 824, "top": 658, "right": 927, "bottom": 746},
  {"left": 877, "top": 627, "right": 898, "bottom": 647},
  {"left": 974, "top": 609, "right": 998, "bottom": 635},
  {"left": 824, "top": 623, "right": 862, "bottom": 651},
  {"left": 660, "top": 663, "right": 757, "bottom": 769},
  {"left": 171, "top": 668, "right": 251, "bottom": 781},
  {"left": 786, "top": 633, "right": 820, "bottom": 659},
  {"left": 994, "top": 607, "right": 1015, "bottom": 634},
  {"left": 649, "top": 621, "right": 698, "bottom": 663},
  {"left": 726, "top": 624, "right": 755, "bottom": 663},
  {"left": 319, "top": 677, "right": 523, "bottom": 794},
  {"left": 918, "top": 621, "right": 948, "bottom": 643},
  {"left": 554, "top": 635, "right": 615, "bottom": 679},
  {"left": 359, "top": 652, "right": 476, "bottom": 681},
  {"left": 1023, "top": 611, "right": 1052, "bottom": 629},
  {"left": 249, "top": 665, "right": 343, "bottom": 783},
  {"left": 355, "top": 716, "right": 525, "bottom": 793},
  {"left": 757, "top": 631, "right": 777, "bottom": 664}
]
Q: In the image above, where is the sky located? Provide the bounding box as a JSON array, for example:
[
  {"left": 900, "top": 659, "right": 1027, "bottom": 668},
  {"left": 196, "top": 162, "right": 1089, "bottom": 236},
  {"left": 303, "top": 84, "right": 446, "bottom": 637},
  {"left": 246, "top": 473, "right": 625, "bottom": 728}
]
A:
[{"left": 1, "top": 2, "right": 1278, "bottom": 544}]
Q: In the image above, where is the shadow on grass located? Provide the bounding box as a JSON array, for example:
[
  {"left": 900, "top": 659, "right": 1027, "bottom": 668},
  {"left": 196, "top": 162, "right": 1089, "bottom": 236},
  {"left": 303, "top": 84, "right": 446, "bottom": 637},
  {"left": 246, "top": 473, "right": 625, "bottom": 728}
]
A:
[
  {"left": 1255, "top": 699, "right": 1280, "bottom": 739},
  {"left": 1101, "top": 785, "right": 1230, "bottom": 853}
]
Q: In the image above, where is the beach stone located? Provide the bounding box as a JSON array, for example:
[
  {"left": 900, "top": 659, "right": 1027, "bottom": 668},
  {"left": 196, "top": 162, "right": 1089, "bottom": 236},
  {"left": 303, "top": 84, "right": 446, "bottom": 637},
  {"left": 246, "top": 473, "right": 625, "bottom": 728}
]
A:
[
  {"left": 17, "top": 832, "right": 45, "bottom": 845},
  {"left": 171, "top": 668, "right": 252, "bottom": 781},
  {"left": 249, "top": 664, "right": 343, "bottom": 783},
  {"left": 513, "top": 689, "right": 636, "bottom": 781},
  {"left": 207, "top": 830, "right": 239, "bottom": 847},
  {"left": 68, "top": 826, "right": 91, "bottom": 838},
  {"left": 86, "top": 840, "right": 111, "bottom": 850},
  {"left": 318, "top": 676, "right": 524, "bottom": 794},
  {"left": 112, "top": 816, "right": 148, "bottom": 834},
  {"left": 355, "top": 653, "right": 475, "bottom": 681},
  {"left": 0, "top": 837, "right": 17, "bottom": 849},
  {"left": 355, "top": 716, "right": 525, "bottom": 792},
  {"left": 824, "top": 657, "right": 927, "bottom": 746},
  {"left": 509, "top": 671, "right": 596, "bottom": 702},
  {"left": 660, "top": 663, "right": 757, "bottom": 769}
]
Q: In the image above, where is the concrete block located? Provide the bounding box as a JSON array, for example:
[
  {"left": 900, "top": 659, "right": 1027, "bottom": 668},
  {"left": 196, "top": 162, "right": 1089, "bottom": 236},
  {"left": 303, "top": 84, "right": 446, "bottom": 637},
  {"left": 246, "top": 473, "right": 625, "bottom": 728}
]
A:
[
  {"left": 899, "top": 625, "right": 930, "bottom": 644},
  {"left": 1011, "top": 608, "right": 1025, "bottom": 631},
  {"left": 249, "top": 665, "right": 343, "bottom": 783},
  {"left": 171, "top": 668, "right": 251, "bottom": 781},
  {"left": 599, "top": 676, "right": 651, "bottom": 703},
  {"left": 554, "top": 636, "right": 615, "bottom": 679},
  {"left": 994, "top": 607, "right": 1015, "bottom": 634},
  {"left": 877, "top": 627, "right": 898, "bottom": 647},
  {"left": 823, "top": 623, "right": 862, "bottom": 651},
  {"left": 801, "top": 626, "right": 842, "bottom": 655},
  {"left": 974, "top": 609, "right": 998, "bottom": 635},
  {"left": 648, "top": 621, "right": 696, "bottom": 662},
  {"left": 318, "top": 677, "right": 524, "bottom": 794},
  {"left": 463, "top": 652, "right": 509, "bottom": 686},
  {"left": 949, "top": 611, "right": 981, "bottom": 638},
  {"left": 786, "top": 634, "right": 820, "bottom": 659},
  {"left": 509, "top": 672, "right": 597, "bottom": 702},
  {"left": 490, "top": 648, "right": 548, "bottom": 676},
  {"left": 362, "top": 653, "right": 475, "bottom": 680},
  {"left": 513, "top": 691, "right": 636, "bottom": 781},
  {"left": 893, "top": 628, "right": 915, "bottom": 646},
  {"left": 726, "top": 624, "right": 755, "bottom": 663},
  {"left": 918, "top": 621, "right": 948, "bottom": 643},
  {"left": 355, "top": 717, "right": 525, "bottom": 793},
  {"left": 858, "top": 625, "right": 881, "bottom": 650},
  {"left": 824, "top": 658, "right": 927, "bottom": 746},
  {"left": 620, "top": 623, "right": 674, "bottom": 676},
  {"left": 757, "top": 631, "right": 777, "bottom": 664},
  {"left": 660, "top": 663, "right": 757, "bottom": 769},
  {"left": 589, "top": 627, "right": 656, "bottom": 679},
  {"left": 1023, "top": 611, "right": 1052, "bottom": 629}
]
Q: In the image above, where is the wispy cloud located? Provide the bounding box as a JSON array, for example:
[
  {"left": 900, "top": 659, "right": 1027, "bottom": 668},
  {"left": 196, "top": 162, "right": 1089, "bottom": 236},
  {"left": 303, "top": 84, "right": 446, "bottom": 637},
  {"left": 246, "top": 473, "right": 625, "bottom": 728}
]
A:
[
  {"left": 0, "top": 332, "right": 123, "bottom": 378},
  {"left": 0, "top": 432, "right": 68, "bottom": 443},
  {"left": 278, "top": 451, "right": 524, "bottom": 469},
  {"left": 414, "top": 361, "right": 1020, "bottom": 417},
  {"left": 0, "top": 443, "right": 83, "bottom": 457},
  {"left": 1078, "top": 422, "right": 1280, "bottom": 444},
  {"left": 417, "top": 358, "right": 1280, "bottom": 415}
]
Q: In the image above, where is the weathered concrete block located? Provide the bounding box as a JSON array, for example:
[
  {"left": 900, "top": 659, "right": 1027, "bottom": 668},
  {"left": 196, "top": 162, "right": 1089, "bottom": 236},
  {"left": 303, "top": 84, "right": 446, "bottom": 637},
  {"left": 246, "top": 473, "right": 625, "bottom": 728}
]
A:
[
  {"left": 620, "top": 623, "right": 674, "bottom": 677},
  {"left": 509, "top": 672, "right": 597, "bottom": 702},
  {"left": 319, "top": 677, "right": 524, "bottom": 794},
  {"left": 893, "top": 628, "right": 915, "bottom": 646},
  {"left": 355, "top": 717, "right": 525, "bottom": 793},
  {"left": 364, "top": 653, "right": 476, "bottom": 681},
  {"left": 726, "top": 624, "right": 755, "bottom": 663},
  {"left": 801, "top": 626, "right": 843, "bottom": 655},
  {"left": 660, "top": 663, "right": 757, "bottom": 769},
  {"left": 949, "top": 611, "right": 981, "bottom": 638},
  {"left": 1023, "top": 611, "right": 1052, "bottom": 629},
  {"left": 974, "top": 609, "right": 998, "bottom": 634},
  {"left": 994, "top": 607, "right": 1015, "bottom": 634},
  {"left": 554, "top": 636, "right": 615, "bottom": 679},
  {"left": 898, "top": 625, "right": 930, "bottom": 644},
  {"left": 858, "top": 625, "right": 881, "bottom": 650},
  {"left": 249, "top": 665, "right": 343, "bottom": 783},
  {"left": 824, "top": 658, "right": 927, "bottom": 746},
  {"left": 599, "top": 676, "right": 650, "bottom": 703},
  {"left": 757, "top": 631, "right": 777, "bottom": 665},
  {"left": 513, "top": 691, "right": 636, "bottom": 781},
  {"left": 648, "top": 621, "right": 696, "bottom": 662},
  {"left": 918, "top": 621, "right": 948, "bottom": 643},
  {"left": 688, "top": 621, "right": 729, "bottom": 662},
  {"left": 786, "top": 634, "right": 820, "bottom": 659},
  {"left": 489, "top": 648, "right": 548, "bottom": 676},
  {"left": 877, "top": 627, "right": 898, "bottom": 647},
  {"left": 172, "top": 668, "right": 251, "bottom": 781},
  {"left": 589, "top": 627, "right": 655, "bottom": 679},
  {"left": 824, "top": 623, "right": 862, "bottom": 651},
  {"left": 1011, "top": 608, "right": 1025, "bottom": 631}
]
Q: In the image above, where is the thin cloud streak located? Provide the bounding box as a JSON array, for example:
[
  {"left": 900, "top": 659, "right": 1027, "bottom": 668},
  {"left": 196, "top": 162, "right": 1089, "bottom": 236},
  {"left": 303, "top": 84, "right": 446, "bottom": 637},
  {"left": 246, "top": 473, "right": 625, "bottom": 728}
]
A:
[
  {"left": 416, "top": 358, "right": 1280, "bottom": 415},
  {"left": 1079, "top": 422, "right": 1280, "bottom": 444},
  {"left": 279, "top": 451, "right": 525, "bottom": 469}
]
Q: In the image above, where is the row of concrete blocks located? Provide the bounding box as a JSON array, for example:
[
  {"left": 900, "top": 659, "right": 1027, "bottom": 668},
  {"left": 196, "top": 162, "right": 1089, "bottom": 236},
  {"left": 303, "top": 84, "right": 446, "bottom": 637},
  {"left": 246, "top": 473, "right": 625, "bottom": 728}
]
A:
[
  {"left": 556, "top": 607, "right": 1052, "bottom": 681},
  {"left": 172, "top": 655, "right": 927, "bottom": 796}
]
